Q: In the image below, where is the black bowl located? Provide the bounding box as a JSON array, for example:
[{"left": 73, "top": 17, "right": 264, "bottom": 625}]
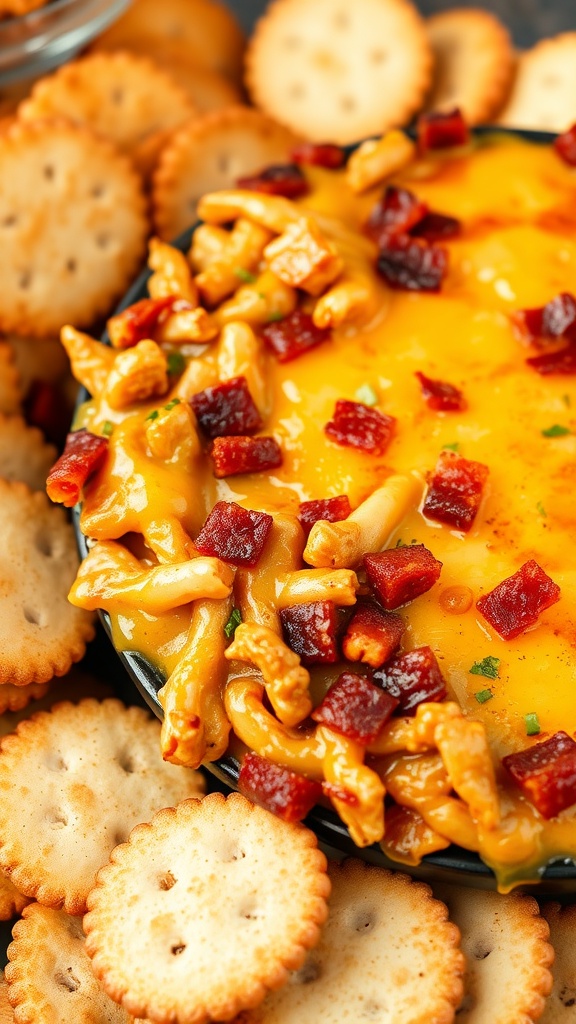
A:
[{"left": 73, "top": 126, "right": 576, "bottom": 892}]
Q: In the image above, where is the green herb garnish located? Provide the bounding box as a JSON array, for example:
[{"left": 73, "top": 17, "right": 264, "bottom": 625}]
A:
[
  {"left": 234, "top": 267, "right": 257, "bottom": 284},
  {"left": 443, "top": 442, "right": 460, "bottom": 453},
  {"left": 102, "top": 420, "right": 113, "bottom": 437},
  {"left": 541, "top": 424, "right": 571, "bottom": 437},
  {"left": 474, "top": 689, "right": 494, "bottom": 704},
  {"left": 536, "top": 501, "right": 547, "bottom": 518},
  {"left": 224, "top": 607, "right": 242, "bottom": 640},
  {"left": 167, "top": 352, "right": 185, "bottom": 376},
  {"left": 524, "top": 712, "right": 541, "bottom": 736},
  {"left": 354, "top": 384, "right": 378, "bottom": 406},
  {"left": 469, "top": 656, "right": 500, "bottom": 680},
  {"left": 267, "top": 311, "right": 285, "bottom": 322},
  {"left": 146, "top": 409, "right": 159, "bottom": 422},
  {"left": 164, "top": 398, "right": 181, "bottom": 411}
]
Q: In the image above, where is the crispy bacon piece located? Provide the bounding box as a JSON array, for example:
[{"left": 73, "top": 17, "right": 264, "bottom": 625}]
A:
[
  {"left": 261, "top": 310, "right": 331, "bottom": 363},
  {"left": 476, "top": 559, "right": 561, "bottom": 640},
  {"left": 512, "top": 293, "right": 576, "bottom": 345},
  {"left": 297, "top": 494, "right": 352, "bottom": 539},
  {"left": 423, "top": 450, "right": 489, "bottom": 532},
  {"left": 342, "top": 603, "right": 405, "bottom": 668},
  {"left": 106, "top": 297, "right": 175, "bottom": 349},
  {"left": 280, "top": 600, "right": 339, "bottom": 665},
  {"left": 238, "top": 752, "right": 322, "bottom": 822},
  {"left": 417, "top": 109, "right": 469, "bottom": 152},
  {"left": 410, "top": 212, "right": 461, "bottom": 242},
  {"left": 211, "top": 435, "right": 283, "bottom": 478},
  {"left": 236, "top": 163, "right": 309, "bottom": 198},
  {"left": 527, "top": 346, "right": 576, "bottom": 375},
  {"left": 191, "top": 376, "right": 262, "bottom": 439},
  {"left": 377, "top": 233, "right": 448, "bottom": 292},
  {"left": 312, "top": 671, "right": 399, "bottom": 744},
  {"left": 365, "top": 186, "right": 428, "bottom": 245},
  {"left": 364, "top": 545, "right": 442, "bottom": 610},
  {"left": 46, "top": 429, "right": 109, "bottom": 507},
  {"left": 195, "top": 500, "right": 273, "bottom": 567},
  {"left": 415, "top": 371, "right": 467, "bottom": 412},
  {"left": 324, "top": 400, "right": 396, "bottom": 456},
  {"left": 291, "top": 142, "right": 346, "bottom": 169},
  {"left": 374, "top": 646, "right": 447, "bottom": 715},
  {"left": 503, "top": 732, "right": 576, "bottom": 819},
  {"left": 554, "top": 124, "right": 576, "bottom": 167}
]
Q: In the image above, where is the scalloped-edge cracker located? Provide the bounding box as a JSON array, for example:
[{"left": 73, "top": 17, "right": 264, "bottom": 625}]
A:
[
  {"left": 6, "top": 903, "right": 132, "bottom": 1023},
  {"left": 0, "top": 345, "right": 21, "bottom": 415},
  {"left": 0, "top": 415, "right": 56, "bottom": 491},
  {"left": 0, "top": 872, "right": 30, "bottom": 922},
  {"left": 84, "top": 792, "right": 330, "bottom": 1023},
  {"left": 434, "top": 883, "right": 553, "bottom": 1023},
  {"left": 152, "top": 105, "right": 299, "bottom": 239},
  {"left": 245, "top": 0, "right": 433, "bottom": 144},
  {"left": 498, "top": 34, "right": 576, "bottom": 132},
  {"left": 0, "top": 665, "right": 114, "bottom": 739},
  {"left": 0, "top": 973, "right": 13, "bottom": 1024},
  {"left": 0, "top": 699, "right": 205, "bottom": 916},
  {"left": 424, "top": 8, "right": 515, "bottom": 125},
  {"left": 0, "top": 683, "right": 49, "bottom": 716},
  {"left": 540, "top": 902, "right": 576, "bottom": 1021},
  {"left": 234, "top": 858, "right": 464, "bottom": 1024},
  {"left": 0, "top": 119, "right": 148, "bottom": 337}
]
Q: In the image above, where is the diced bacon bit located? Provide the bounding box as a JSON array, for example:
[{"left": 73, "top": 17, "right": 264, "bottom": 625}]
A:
[
  {"left": 291, "top": 142, "right": 346, "bottom": 169},
  {"left": 365, "top": 186, "right": 429, "bottom": 246},
  {"left": 236, "top": 164, "right": 309, "bottom": 199},
  {"left": 46, "top": 429, "right": 109, "bottom": 507},
  {"left": 503, "top": 732, "right": 576, "bottom": 819},
  {"left": 415, "top": 371, "right": 467, "bottom": 412},
  {"left": 297, "top": 494, "right": 352, "bottom": 539},
  {"left": 364, "top": 545, "right": 442, "bottom": 611},
  {"left": 527, "top": 346, "right": 576, "bottom": 375},
  {"left": 190, "top": 376, "right": 262, "bottom": 439},
  {"left": 476, "top": 559, "right": 561, "bottom": 640},
  {"left": 417, "top": 108, "right": 470, "bottom": 152},
  {"left": 342, "top": 602, "right": 405, "bottom": 668},
  {"left": 195, "top": 500, "right": 273, "bottom": 568},
  {"left": 261, "top": 310, "right": 331, "bottom": 363},
  {"left": 324, "top": 399, "right": 396, "bottom": 456},
  {"left": 422, "top": 450, "right": 489, "bottom": 532},
  {"left": 554, "top": 124, "right": 576, "bottom": 167},
  {"left": 24, "top": 380, "right": 72, "bottom": 447},
  {"left": 512, "top": 292, "right": 576, "bottom": 345},
  {"left": 210, "top": 435, "right": 283, "bottom": 478},
  {"left": 280, "top": 600, "right": 339, "bottom": 665},
  {"left": 106, "top": 297, "right": 175, "bottom": 349},
  {"left": 374, "top": 646, "right": 447, "bottom": 715},
  {"left": 312, "top": 671, "right": 399, "bottom": 744},
  {"left": 238, "top": 752, "right": 322, "bottom": 822},
  {"left": 377, "top": 233, "right": 448, "bottom": 293},
  {"left": 410, "top": 212, "right": 461, "bottom": 242}
]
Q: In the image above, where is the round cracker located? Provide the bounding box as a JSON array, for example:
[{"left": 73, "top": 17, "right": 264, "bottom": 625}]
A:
[
  {"left": 235, "top": 858, "right": 464, "bottom": 1024},
  {"left": 498, "top": 34, "right": 576, "bottom": 133},
  {"left": 18, "top": 52, "right": 197, "bottom": 178},
  {"left": 0, "top": 871, "right": 30, "bottom": 922},
  {"left": 434, "top": 883, "right": 553, "bottom": 1023},
  {"left": 0, "top": 119, "right": 148, "bottom": 338},
  {"left": 541, "top": 902, "right": 576, "bottom": 1022},
  {"left": 0, "top": 414, "right": 56, "bottom": 491},
  {"left": 245, "top": 0, "right": 433, "bottom": 145},
  {"left": 0, "top": 973, "right": 13, "bottom": 1024},
  {"left": 0, "top": 480, "right": 94, "bottom": 685},
  {"left": 90, "top": 0, "right": 245, "bottom": 82},
  {"left": 0, "top": 683, "right": 49, "bottom": 716},
  {"left": 84, "top": 792, "right": 330, "bottom": 1023},
  {"left": 0, "top": 698, "right": 205, "bottom": 915},
  {"left": 424, "top": 8, "right": 515, "bottom": 125},
  {"left": 152, "top": 105, "right": 299, "bottom": 239},
  {"left": 6, "top": 903, "right": 132, "bottom": 1023},
  {"left": 5, "top": 336, "right": 69, "bottom": 396},
  {"left": 0, "top": 667, "right": 114, "bottom": 740}
]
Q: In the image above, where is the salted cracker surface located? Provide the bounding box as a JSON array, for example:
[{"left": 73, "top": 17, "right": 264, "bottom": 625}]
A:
[
  {"left": 0, "top": 415, "right": 56, "bottom": 491},
  {"left": 541, "top": 902, "right": 576, "bottom": 1022}
]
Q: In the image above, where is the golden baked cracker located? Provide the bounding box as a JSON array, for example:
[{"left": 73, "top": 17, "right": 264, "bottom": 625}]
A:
[
  {"left": 0, "top": 667, "right": 113, "bottom": 740},
  {"left": 498, "top": 34, "right": 576, "bottom": 132},
  {"left": 0, "top": 119, "right": 148, "bottom": 338},
  {"left": 0, "top": 973, "right": 13, "bottom": 1024},
  {"left": 0, "top": 699, "right": 205, "bottom": 916},
  {"left": 152, "top": 106, "right": 299, "bottom": 239},
  {"left": 540, "top": 903, "right": 576, "bottom": 1021},
  {"left": 18, "top": 52, "right": 197, "bottom": 179},
  {"left": 235, "top": 858, "right": 464, "bottom": 1024},
  {"left": 0, "top": 481, "right": 94, "bottom": 686},
  {"left": 0, "top": 683, "right": 49, "bottom": 716},
  {"left": 6, "top": 903, "right": 132, "bottom": 1023},
  {"left": 84, "top": 792, "right": 330, "bottom": 1023},
  {"left": 0, "top": 872, "right": 30, "bottom": 922},
  {"left": 142, "top": 47, "right": 243, "bottom": 113},
  {"left": 434, "top": 883, "right": 553, "bottom": 1023},
  {"left": 90, "top": 0, "right": 245, "bottom": 82},
  {"left": 424, "top": 8, "right": 515, "bottom": 125},
  {"left": 5, "top": 336, "right": 69, "bottom": 395},
  {"left": 0, "top": 415, "right": 56, "bottom": 491},
  {"left": 245, "top": 0, "right": 433, "bottom": 144},
  {"left": 0, "top": 344, "right": 21, "bottom": 415}
]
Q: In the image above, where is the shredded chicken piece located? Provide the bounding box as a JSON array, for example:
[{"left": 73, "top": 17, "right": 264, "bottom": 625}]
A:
[
  {"left": 105, "top": 340, "right": 169, "bottom": 410},
  {"left": 264, "top": 217, "right": 344, "bottom": 295},
  {"left": 225, "top": 621, "right": 311, "bottom": 727}
]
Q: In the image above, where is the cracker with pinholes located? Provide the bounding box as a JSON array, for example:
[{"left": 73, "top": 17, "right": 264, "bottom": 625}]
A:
[
  {"left": 0, "top": 415, "right": 56, "bottom": 491},
  {"left": 84, "top": 792, "right": 330, "bottom": 1024},
  {"left": 0, "top": 871, "right": 30, "bottom": 922},
  {"left": 0, "top": 119, "right": 148, "bottom": 338},
  {"left": 434, "top": 883, "right": 553, "bottom": 1023},
  {"left": 498, "top": 34, "right": 576, "bottom": 133},
  {"left": 0, "top": 699, "right": 205, "bottom": 916},
  {"left": 6, "top": 903, "right": 133, "bottom": 1024},
  {"left": 233, "top": 858, "right": 464, "bottom": 1024},
  {"left": 152, "top": 105, "right": 299, "bottom": 239},
  {"left": 540, "top": 902, "right": 576, "bottom": 1022},
  {"left": 0, "top": 667, "right": 113, "bottom": 740},
  {"left": 0, "top": 481, "right": 94, "bottom": 685},
  {"left": 245, "top": 0, "right": 432, "bottom": 145},
  {"left": 0, "top": 974, "right": 13, "bottom": 1024}
]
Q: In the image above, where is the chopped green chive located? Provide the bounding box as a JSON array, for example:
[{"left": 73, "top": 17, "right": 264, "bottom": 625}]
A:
[
  {"left": 536, "top": 501, "right": 547, "bottom": 518},
  {"left": 354, "top": 383, "right": 378, "bottom": 406},
  {"left": 469, "top": 656, "right": 500, "bottom": 680},
  {"left": 234, "top": 267, "right": 257, "bottom": 284},
  {"left": 474, "top": 689, "right": 494, "bottom": 704},
  {"left": 102, "top": 420, "right": 113, "bottom": 437},
  {"left": 442, "top": 442, "right": 460, "bottom": 452},
  {"left": 146, "top": 409, "right": 159, "bottom": 422},
  {"left": 541, "top": 424, "right": 571, "bottom": 437},
  {"left": 524, "top": 712, "right": 541, "bottom": 736},
  {"left": 395, "top": 538, "right": 418, "bottom": 547},
  {"left": 164, "top": 398, "right": 181, "bottom": 411},
  {"left": 167, "top": 352, "right": 185, "bottom": 376},
  {"left": 267, "top": 311, "right": 285, "bottom": 322},
  {"left": 224, "top": 607, "right": 242, "bottom": 640}
]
